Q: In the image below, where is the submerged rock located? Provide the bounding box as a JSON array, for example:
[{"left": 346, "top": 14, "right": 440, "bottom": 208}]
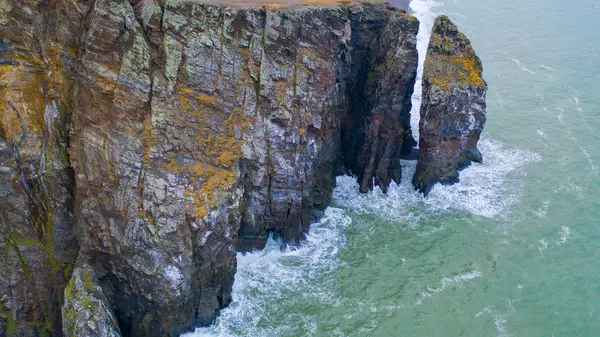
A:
[{"left": 412, "top": 15, "right": 487, "bottom": 196}]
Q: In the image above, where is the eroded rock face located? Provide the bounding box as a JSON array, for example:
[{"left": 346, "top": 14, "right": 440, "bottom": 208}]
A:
[
  {"left": 412, "top": 15, "right": 487, "bottom": 196},
  {"left": 341, "top": 9, "right": 418, "bottom": 193},
  {"left": 238, "top": 4, "right": 419, "bottom": 249}
]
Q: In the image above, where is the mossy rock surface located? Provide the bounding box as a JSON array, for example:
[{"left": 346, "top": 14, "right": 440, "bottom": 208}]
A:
[{"left": 61, "top": 262, "right": 122, "bottom": 337}]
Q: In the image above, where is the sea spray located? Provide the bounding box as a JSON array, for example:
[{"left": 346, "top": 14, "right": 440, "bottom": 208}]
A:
[{"left": 334, "top": 138, "right": 541, "bottom": 222}]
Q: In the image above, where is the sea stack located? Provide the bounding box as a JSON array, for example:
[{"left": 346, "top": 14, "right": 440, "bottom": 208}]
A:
[{"left": 413, "top": 15, "right": 488, "bottom": 196}]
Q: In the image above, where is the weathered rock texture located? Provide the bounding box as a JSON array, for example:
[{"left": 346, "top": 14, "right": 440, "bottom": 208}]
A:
[
  {"left": 239, "top": 3, "right": 419, "bottom": 249},
  {"left": 412, "top": 15, "right": 487, "bottom": 196},
  {"left": 0, "top": 2, "right": 485, "bottom": 336}
]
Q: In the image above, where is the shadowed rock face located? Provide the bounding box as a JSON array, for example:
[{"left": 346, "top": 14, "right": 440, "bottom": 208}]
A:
[
  {"left": 239, "top": 3, "right": 419, "bottom": 250},
  {"left": 341, "top": 10, "right": 418, "bottom": 194},
  {"left": 412, "top": 15, "right": 487, "bottom": 196}
]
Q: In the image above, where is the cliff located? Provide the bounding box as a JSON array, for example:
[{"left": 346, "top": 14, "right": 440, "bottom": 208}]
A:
[{"left": 0, "top": 1, "right": 484, "bottom": 336}]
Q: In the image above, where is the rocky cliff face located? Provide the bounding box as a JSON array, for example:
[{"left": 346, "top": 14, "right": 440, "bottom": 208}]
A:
[
  {"left": 1, "top": 1, "right": 80, "bottom": 335},
  {"left": 412, "top": 15, "right": 487, "bottom": 196},
  {"left": 0, "top": 2, "right": 484, "bottom": 336}
]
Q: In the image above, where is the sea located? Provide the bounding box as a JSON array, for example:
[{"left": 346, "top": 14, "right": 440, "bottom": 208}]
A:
[{"left": 185, "top": 0, "right": 600, "bottom": 335}]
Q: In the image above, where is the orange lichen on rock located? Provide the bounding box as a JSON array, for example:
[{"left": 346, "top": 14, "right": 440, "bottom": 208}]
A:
[
  {"left": 0, "top": 38, "right": 69, "bottom": 141},
  {"left": 426, "top": 52, "right": 485, "bottom": 90},
  {"left": 165, "top": 158, "right": 237, "bottom": 218},
  {"left": 168, "top": 74, "right": 253, "bottom": 218}
]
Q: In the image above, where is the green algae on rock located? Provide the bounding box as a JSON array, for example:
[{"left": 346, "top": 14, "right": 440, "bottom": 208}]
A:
[{"left": 62, "top": 261, "right": 122, "bottom": 337}]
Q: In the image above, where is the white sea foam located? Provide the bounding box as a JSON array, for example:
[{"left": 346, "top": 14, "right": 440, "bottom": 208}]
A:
[
  {"left": 511, "top": 58, "right": 536, "bottom": 75},
  {"left": 536, "top": 128, "right": 548, "bottom": 140},
  {"left": 538, "top": 239, "right": 548, "bottom": 252},
  {"left": 475, "top": 307, "right": 491, "bottom": 317},
  {"left": 334, "top": 138, "right": 541, "bottom": 223},
  {"left": 414, "top": 270, "right": 482, "bottom": 305},
  {"left": 533, "top": 200, "right": 550, "bottom": 217},
  {"left": 557, "top": 226, "right": 571, "bottom": 245},
  {"left": 181, "top": 1, "right": 545, "bottom": 335},
  {"left": 540, "top": 64, "right": 555, "bottom": 71},
  {"left": 494, "top": 315, "right": 510, "bottom": 337},
  {"left": 184, "top": 208, "right": 352, "bottom": 337},
  {"left": 409, "top": 0, "right": 443, "bottom": 141}
]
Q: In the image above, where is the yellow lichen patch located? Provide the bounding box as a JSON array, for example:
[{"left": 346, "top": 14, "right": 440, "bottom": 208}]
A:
[
  {"left": 166, "top": 43, "right": 258, "bottom": 219},
  {"left": 0, "top": 64, "right": 23, "bottom": 139},
  {"left": 165, "top": 158, "right": 237, "bottom": 218},
  {"left": 179, "top": 87, "right": 194, "bottom": 95},
  {"left": 263, "top": 3, "right": 286, "bottom": 8},
  {"left": 140, "top": 117, "right": 155, "bottom": 166},
  {"left": 426, "top": 52, "right": 485, "bottom": 90},
  {"left": 197, "top": 93, "right": 216, "bottom": 105},
  {"left": 216, "top": 150, "right": 239, "bottom": 167},
  {"left": 298, "top": 48, "right": 318, "bottom": 60},
  {"left": 401, "top": 13, "right": 418, "bottom": 23},
  {"left": 0, "top": 38, "right": 70, "bottom": 141},
  {"left": 107, "top": 164, "right": 118, "bottom": 182}
]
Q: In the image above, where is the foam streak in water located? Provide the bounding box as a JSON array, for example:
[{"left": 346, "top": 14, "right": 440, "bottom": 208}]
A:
[{"left": 414, "top": 270, "right": 482, "bottom": 305}]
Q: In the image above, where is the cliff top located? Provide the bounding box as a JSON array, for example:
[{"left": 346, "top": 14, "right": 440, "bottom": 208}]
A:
[{"left": 170, "top": 0, "right": 395, "bottom": 8}]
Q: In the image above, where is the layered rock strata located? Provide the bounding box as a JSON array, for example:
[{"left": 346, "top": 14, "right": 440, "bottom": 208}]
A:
[
  {"left": 0, "top": 2, "right": 485, "bottom": 336},
  {"left": 412, "top": 15, "right": 487, "bottom": 196}
]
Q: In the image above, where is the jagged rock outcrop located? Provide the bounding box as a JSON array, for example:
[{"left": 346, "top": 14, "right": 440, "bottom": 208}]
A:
[
  {"left": 412, "top": 15, "right": 487, "bottom": 196},
  {"left": 239, "top": 3, "right": 419, "bottom": 249},
  {"left": 341, "top": 10, "right": 418, "bottom": 193}
]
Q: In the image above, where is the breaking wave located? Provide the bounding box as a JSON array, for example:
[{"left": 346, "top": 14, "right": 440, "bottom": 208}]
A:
[
  {"left": 185, "top": 136, "right": 539, "bottom": 337},
  {"left": 184, "top": 208, "right": 353, "bottom": 337},
  {"left": 334, "top": 138, "right": 541, "bottom": 222}
]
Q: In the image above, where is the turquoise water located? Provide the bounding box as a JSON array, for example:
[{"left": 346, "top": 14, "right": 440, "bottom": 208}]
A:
[{"left": 186, "top": 0, "right": 600, "bottom": 336}]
